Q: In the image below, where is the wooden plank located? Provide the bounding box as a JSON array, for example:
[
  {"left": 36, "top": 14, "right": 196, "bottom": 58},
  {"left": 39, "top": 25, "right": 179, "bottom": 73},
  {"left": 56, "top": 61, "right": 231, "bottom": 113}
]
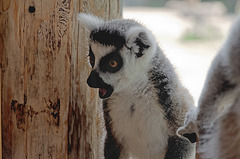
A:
[
  {"left": 0, "top": 25, "right": 3, "bottom": 159},
  {"left": 68, "top": 1, "right": 121, "bottom": 158},
  {"left": 0, "top": 0, "right": 121, "bottom": 158}
]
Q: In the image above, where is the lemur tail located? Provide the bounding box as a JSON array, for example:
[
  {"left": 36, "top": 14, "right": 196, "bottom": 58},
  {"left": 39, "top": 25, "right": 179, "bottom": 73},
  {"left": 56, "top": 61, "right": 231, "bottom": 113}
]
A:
[{"left": 219, "top": 15, "right": 240, "bottom": 83}]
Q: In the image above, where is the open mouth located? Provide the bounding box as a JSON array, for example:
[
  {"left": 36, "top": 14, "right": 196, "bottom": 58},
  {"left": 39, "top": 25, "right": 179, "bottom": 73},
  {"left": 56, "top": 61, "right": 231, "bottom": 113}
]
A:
[
  {"left": 87, "top": 70, "right": 114, "bottom": 99},
  {"left": 99, "top": 85, "right": 114, "bottom": 99}
]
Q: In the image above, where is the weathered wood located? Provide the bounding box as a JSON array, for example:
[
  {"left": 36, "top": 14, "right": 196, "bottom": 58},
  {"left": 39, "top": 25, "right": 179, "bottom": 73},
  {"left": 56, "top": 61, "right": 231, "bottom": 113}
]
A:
[
  {"left": 0, "top": 28, "right": 2, "bottom": 159},
  {"left": 0, "top": 0, "right": 121, "bottom": 158}
]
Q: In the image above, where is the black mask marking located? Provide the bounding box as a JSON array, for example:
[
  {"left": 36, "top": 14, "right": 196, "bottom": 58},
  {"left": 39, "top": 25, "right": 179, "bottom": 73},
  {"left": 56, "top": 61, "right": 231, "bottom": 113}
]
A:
[
  {"left": 87, "top": 70, "right": 114, "bottom": 99},
  {"left": 99, "top": 51, "right": 123, "bottom": 73},
  {"left": 90, "top": 29, "right": 126, "bottom": 49},
  {"left": 134, "top": 36, "right": 150, "bottom": 58}
]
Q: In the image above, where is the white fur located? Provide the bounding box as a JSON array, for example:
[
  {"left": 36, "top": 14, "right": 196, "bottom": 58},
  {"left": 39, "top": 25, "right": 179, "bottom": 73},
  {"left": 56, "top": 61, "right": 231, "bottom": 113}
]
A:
[
  {"left": 90, "top": 42, "right": 115, "bottom": 69},
  {"left": 77, "top": 13, "right": 104, "bottom": 31},
  {"left": 91, "top": 40, "right": 171, "bottom": 158},
  {"left": 90, "top": 27, "right": 157, "bottom": 94},
  {"left": 81, "top": 13, "right": 194, "bottom": 159},
  {"left": 108, "top": 79, "right": 169, "bottom": 159},
  {"left": 126, "top": 26, "right": 157, "bottom": 62}
]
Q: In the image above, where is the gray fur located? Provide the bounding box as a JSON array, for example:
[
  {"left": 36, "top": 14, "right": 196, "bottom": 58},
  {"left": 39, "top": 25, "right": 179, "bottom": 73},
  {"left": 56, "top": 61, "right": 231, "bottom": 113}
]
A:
[
  {"left": 178, "top": 16, "right": 240, "bottom": 159},
  {"left": 78, "top": 13, "right": 195, "bottom": 159}
]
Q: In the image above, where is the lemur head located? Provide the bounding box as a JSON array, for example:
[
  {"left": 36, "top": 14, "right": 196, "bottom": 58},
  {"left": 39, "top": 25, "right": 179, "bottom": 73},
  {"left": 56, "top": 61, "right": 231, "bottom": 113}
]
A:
[{"left": 77, "top": 13, "right": 157, "bottom": 99}]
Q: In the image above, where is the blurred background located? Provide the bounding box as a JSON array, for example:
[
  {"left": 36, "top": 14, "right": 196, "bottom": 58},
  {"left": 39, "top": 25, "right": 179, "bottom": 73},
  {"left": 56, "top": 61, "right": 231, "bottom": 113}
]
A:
[{"left": 123, "top": 0, "right": 239, "bottom": 105}]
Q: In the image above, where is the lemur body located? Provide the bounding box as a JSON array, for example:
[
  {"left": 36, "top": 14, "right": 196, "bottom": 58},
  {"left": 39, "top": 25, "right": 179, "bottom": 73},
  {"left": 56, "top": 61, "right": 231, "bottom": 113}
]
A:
[
  {"left": 178, "top": 16, "right": 240, "bottom": 159},
  {"left": 77, "top": 13, "right": 195, "bottom": 159},
  {"left": 104, "top": 52, "right": 193, "bottom": 159}
]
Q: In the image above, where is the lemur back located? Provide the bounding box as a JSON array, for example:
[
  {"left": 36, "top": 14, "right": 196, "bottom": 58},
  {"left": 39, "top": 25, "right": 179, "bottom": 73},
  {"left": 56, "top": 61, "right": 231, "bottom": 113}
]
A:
[
  {"left": 77, "top": 13, "right": 195, "bottom": 159},
  {"left": 178, "top": 16, "right": 240, "bottom": 159}
]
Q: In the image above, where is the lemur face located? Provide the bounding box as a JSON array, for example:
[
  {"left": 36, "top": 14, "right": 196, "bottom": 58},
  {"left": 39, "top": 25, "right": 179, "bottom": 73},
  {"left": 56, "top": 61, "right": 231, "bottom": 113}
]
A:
[
  {"left": 77, "top": 13, "right": 157, "bottom": 99},
  {"left": 87, "top": 40, "right": 124, "bottom": 99}
]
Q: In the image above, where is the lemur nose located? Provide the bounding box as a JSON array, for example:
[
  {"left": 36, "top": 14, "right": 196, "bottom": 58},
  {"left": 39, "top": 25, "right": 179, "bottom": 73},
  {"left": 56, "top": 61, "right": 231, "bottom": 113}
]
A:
[{"left": 87, "top": 70, "right": 104, "bottom": 88}]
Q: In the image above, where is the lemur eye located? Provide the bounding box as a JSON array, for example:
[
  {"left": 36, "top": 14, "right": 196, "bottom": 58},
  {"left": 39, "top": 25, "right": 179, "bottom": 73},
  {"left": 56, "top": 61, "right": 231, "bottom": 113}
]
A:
[
  {"left": 89, "top": 47, "right": 95, "bottom": 68},
  {"left": 109, "top": 60, "right": 118, "bottom": 68},
  {"left": 89, "top": 56, "right": 94, "bottom": 65},
  {"left": 99, "top": 52, "right": 123, "bottom": 73}
]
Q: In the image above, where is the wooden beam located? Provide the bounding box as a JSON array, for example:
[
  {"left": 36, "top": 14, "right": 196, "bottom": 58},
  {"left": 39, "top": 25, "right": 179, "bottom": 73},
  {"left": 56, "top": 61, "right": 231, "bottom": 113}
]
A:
[{"left": 0, "top": 0, "right": 121, "bottom": 158}]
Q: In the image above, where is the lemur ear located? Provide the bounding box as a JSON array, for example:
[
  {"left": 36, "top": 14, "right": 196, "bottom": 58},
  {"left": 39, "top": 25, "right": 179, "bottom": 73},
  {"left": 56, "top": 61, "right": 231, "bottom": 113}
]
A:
[
  {"left": 77, "top": 13, "right": 104, "bottom": 31},
  {"left": 126, "top": 26, "right": 155, "bottom": 58}
]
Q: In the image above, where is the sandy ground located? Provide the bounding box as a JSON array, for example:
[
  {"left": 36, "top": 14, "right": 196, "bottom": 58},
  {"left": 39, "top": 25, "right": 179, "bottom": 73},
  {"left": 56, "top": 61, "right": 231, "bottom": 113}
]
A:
[{"left": 123, "top": 7, "right": 235, "bottom": 105}]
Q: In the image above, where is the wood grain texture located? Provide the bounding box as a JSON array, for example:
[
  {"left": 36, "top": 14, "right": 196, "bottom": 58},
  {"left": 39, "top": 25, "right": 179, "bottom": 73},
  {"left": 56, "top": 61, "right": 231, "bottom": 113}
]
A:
[
  {"left": 0, "top": 0, "right": 121, "bottom": 158},
  {"left": 0, "top": 33, "right": 2, "bottom": 159}
]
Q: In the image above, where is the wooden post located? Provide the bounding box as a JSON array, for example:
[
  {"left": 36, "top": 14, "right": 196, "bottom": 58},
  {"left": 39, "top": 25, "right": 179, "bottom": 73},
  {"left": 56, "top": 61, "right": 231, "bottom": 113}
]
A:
[{"left": 0, "top": 0, "right": 122, "bottom": 158}]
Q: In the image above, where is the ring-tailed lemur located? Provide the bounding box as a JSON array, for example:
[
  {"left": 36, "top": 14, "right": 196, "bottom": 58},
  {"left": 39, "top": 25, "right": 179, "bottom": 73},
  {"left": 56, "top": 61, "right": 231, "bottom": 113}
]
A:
[
  {"left": 178, "top": 16, "right": 240, "bottom": 159},
  {"left": 77, "top": 13, "right": 195, "bottom": 159}
]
